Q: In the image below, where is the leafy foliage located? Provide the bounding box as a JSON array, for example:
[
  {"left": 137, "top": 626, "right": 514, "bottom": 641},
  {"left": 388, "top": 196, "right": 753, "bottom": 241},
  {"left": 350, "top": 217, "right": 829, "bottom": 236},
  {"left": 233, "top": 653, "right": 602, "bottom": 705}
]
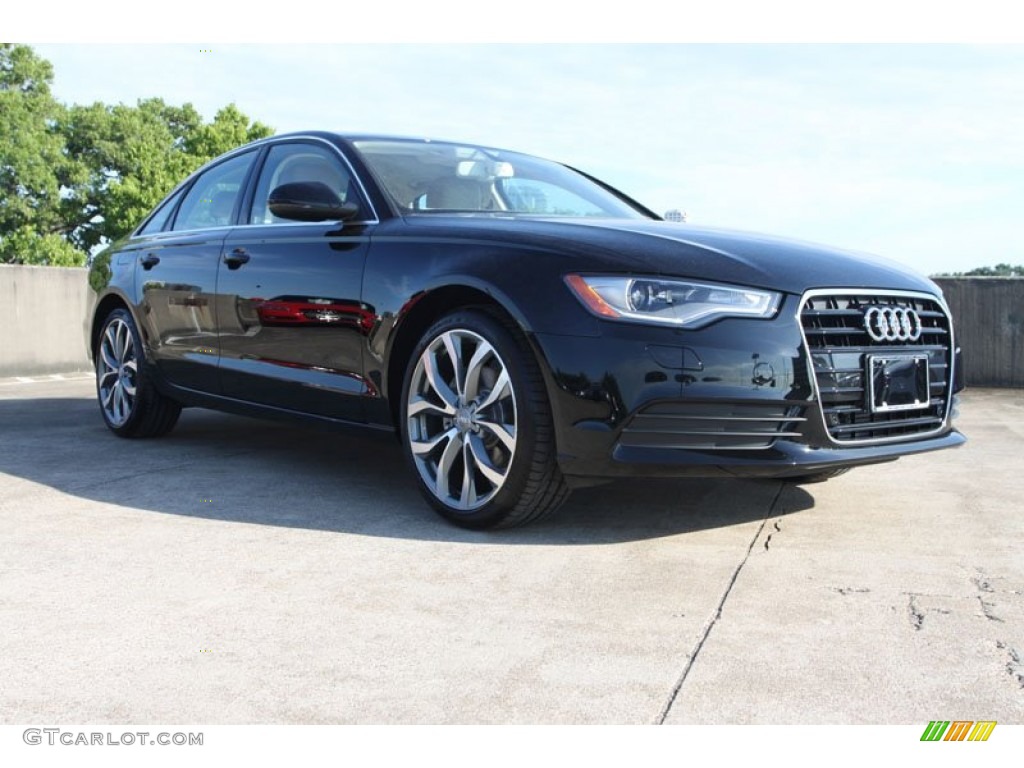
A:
[
  {"left": 933, "top": 263, "right": 1024, "bottom": 277},
  {"left": 0, "top": 44, "right": 71, "bottom": 254},
  {"left": 2, "top": 227, "right": 87, "bottom": 266},
  {"left": 0, "top": 44, "right": 273, "bottom": 266}
]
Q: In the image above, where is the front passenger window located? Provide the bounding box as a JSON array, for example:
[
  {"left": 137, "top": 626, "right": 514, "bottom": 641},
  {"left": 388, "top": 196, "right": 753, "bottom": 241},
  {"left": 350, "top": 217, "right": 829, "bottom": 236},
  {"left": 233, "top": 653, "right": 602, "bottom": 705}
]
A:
[{"left": 250, "top": 143, "right": 361, "bottom": 225}]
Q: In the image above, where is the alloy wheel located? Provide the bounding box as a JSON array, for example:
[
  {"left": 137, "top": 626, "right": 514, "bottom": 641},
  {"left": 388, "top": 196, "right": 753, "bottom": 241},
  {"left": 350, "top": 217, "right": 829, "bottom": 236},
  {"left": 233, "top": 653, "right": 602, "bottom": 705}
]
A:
[
  {"left": 97, "top": 317, "right": 138, "bottom": 427},
  {"left": 406, "top": 329, "right": 517, "bottom": 511}
]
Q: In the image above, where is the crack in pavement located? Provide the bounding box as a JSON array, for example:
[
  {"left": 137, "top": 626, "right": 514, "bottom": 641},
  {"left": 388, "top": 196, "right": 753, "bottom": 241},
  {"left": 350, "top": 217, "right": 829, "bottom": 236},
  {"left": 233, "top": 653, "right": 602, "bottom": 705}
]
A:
[
  {"left": 904, "top": 593, "right": 954, "bottom": 631},
  {"left": 996, "top": 641, "right": 1024, "bottom": 688},
  {"left": 907, "top": 594, "right": 926, "bottom": 631},
  {"left": 977, "top": 596, "right": 1005, "bottom": 623},
  {"left": 972, "top": 575, "right": 995, "bottom": 593},
  {"left": 971, "top": 568, "right": 1005, "bottom": 623},
  {"left": 655, "top": 482, "right": 785, "bottom": 724}
]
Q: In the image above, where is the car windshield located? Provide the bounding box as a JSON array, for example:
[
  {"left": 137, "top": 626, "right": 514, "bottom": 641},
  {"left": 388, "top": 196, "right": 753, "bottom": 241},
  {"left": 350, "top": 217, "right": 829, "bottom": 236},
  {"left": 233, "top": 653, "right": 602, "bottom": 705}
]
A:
[{"left": 351, "top": 139, "right": 649, "bottom": 219}]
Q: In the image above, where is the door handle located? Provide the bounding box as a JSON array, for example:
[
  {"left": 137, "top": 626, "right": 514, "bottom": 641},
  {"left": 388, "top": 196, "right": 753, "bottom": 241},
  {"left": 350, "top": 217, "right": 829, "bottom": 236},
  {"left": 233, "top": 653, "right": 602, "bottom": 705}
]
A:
[
  {"left": 224, "top": 248, "right": 251, "bottom": 269},
  {"left": 140, "top": 253, "right": 160, "bottom": 270}
]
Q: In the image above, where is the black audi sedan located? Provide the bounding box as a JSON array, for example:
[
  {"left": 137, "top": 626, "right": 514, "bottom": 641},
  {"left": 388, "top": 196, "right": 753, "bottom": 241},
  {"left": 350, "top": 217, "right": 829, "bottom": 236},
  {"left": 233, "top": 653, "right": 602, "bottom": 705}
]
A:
[{"left": 86, "top": 131, "right": 965, "bottom": 528}]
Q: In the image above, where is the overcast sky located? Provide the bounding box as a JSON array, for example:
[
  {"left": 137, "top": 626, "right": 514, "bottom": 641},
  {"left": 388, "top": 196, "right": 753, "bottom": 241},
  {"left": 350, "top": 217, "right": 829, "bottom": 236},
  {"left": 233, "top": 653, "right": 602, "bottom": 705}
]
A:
[{"left": 28, "top": 41, "right": 1023, "bottom": 277}]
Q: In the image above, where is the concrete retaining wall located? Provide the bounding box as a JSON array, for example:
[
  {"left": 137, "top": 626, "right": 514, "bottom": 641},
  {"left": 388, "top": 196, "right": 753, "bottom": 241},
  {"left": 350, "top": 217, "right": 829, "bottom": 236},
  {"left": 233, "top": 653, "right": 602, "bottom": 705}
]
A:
[
  {"left": 1, "top": 265, "right": 92, "bottom": 377},
  {"left": 933, "top": 277, "right": 1024, "bottom": 388}
]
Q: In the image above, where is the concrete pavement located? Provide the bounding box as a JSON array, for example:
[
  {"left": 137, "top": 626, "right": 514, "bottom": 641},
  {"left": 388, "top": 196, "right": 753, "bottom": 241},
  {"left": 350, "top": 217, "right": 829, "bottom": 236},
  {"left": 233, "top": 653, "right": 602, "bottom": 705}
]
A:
[{"left": 0, "top": 377, "right": 1021, "bottom": 723}]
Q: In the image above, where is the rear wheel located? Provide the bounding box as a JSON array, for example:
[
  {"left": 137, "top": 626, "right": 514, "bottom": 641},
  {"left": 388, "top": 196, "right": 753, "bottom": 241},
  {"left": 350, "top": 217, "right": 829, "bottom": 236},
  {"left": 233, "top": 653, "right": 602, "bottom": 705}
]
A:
[
  {"left": 95, "top": 308, "right": 181, "bottom": 438},
  {"left": 400, "top": 309, "right": 569, "bottom": 529}
]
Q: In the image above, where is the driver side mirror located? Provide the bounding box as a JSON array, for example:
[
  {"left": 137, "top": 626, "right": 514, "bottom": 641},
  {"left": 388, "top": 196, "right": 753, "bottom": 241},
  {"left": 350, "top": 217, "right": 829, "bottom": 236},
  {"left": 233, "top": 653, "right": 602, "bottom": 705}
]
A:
[{"left": 268, "top": 182, "right": 360, "bottom": 222}]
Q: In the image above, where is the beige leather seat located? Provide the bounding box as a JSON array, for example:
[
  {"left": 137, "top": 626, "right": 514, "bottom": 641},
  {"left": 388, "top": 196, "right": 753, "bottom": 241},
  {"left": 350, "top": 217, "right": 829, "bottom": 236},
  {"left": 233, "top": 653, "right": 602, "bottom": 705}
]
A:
[{"left": 423, "top": 177, "right": 486, "bottom": 210}]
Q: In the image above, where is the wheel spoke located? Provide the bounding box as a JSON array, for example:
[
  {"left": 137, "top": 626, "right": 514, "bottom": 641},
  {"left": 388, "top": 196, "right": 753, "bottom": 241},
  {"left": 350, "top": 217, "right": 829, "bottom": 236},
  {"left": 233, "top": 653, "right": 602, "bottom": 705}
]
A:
[
  {"left": 115, "top": 321, "right": 128, "bottom": 361},
  {"left": 98, "top": 369, "right": 118, "bottom": 388},
  {"left": 434, "top": 431, "right": 463, "bottom": 501},
  {"left": 467, "top": 433, "right": 506, "bottom": 487},
  {"left": 459, "top": 441, "right": 477, "bottom": 507},
  {"left": 113, "top": 385, "right": 126, "bottom": 422},
  {"left": 120, "top": 329, "right": 134, "bottom": 365},
  {"left": 423, "top": 349, "right": 459, "bottom": 411},
  {"left": 104, "top": 325, "right": 121, "bottom": 362},
  {"left": 476, "top": 368, "right": 511, "bottom": 411},
  {"left": 441, "top": 332, "right": 464, "bottom": 398},
  {"left": 100, "top": 343, "right": 118, "bottom": 372},
  {"left": 476, "top": 418, "right": 516, "bottom": 454},
  {"left": 410, "top": 426, "right": 458, "bottom": 456},
  {"left": 407, "top": 395, "right": 454, "bottom": 418},
  {"left": 463, "top": 339, "right": 493, "bottom": 402},
  {"left": 101, "top": 383, "right": 116, "bottom": 409}
]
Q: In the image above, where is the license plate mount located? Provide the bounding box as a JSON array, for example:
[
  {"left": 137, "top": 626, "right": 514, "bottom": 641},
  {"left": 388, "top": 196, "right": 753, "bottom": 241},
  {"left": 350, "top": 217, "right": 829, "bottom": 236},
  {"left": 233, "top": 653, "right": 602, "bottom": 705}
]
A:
[{"left": 867, "top": 355, "right": 930, "bottom": 413}]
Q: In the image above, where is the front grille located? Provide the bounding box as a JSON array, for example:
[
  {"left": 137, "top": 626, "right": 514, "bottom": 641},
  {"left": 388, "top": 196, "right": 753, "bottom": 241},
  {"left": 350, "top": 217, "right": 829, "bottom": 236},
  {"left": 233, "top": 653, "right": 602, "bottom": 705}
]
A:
[
  {"left": 619, "top": 402, "right": 807, "bottom": 451},
  {"left": 800, "top": 291, "right": 953, "bottom": 443}
]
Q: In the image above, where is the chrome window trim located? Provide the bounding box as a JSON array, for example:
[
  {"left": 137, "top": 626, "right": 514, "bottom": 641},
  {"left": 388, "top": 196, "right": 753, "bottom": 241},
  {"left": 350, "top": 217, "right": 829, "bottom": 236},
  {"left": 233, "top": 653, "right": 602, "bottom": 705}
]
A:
[
  {"left": 238, "top": 219, "right": 381, "bottom": 228},
  {"left": 796, "top": 287, "right": 957, "bottom": 447},
  {"left": 136, "top": 220, "right": 380, "bottom": 240},
  {"left": 129, "top": 135, "right": 380, "bottom": 240}
]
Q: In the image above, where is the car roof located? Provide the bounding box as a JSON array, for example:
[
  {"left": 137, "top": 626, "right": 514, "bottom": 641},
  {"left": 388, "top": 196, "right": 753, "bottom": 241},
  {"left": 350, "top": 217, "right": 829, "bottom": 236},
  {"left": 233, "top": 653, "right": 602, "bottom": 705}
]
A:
[{"left": 264, "top": 131, "right": 510, "bottom": 152}]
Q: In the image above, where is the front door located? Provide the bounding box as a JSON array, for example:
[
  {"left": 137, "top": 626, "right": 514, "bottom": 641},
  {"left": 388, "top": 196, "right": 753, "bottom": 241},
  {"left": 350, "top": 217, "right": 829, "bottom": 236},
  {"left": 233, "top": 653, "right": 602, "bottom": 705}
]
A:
[{"left": 217, "top": 141, "right": 375, "bottom": 422}]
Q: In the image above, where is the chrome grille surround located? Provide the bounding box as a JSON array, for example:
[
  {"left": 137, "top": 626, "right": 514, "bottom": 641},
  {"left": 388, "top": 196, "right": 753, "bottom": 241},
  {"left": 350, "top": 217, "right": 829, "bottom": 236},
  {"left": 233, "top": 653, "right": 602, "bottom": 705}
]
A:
[{"left": 798, "top": 288, "right": 956, "bottom": 445}]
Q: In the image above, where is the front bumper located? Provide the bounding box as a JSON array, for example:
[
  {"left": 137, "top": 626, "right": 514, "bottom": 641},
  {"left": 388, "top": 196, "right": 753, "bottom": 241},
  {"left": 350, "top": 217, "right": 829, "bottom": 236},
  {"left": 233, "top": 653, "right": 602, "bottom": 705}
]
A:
[
  {"left": 607, "top": 429, "right": 965, "bottom": 479},
  {"left": 531, "top": 293, "right": 964, "bottom": 481}
]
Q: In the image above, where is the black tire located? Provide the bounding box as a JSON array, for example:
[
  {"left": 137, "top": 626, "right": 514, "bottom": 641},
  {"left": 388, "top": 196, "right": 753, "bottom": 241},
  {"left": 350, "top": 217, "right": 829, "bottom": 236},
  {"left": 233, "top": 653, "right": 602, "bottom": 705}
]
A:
[
  {"left": 784, "top": 468, "right": 851, "bottom": 484},
  {"left": 400, "top": 308, "right": 569, "bottom": 529},
  {"left": 95, "top": 308, "right": 181, "bottom": 438}
]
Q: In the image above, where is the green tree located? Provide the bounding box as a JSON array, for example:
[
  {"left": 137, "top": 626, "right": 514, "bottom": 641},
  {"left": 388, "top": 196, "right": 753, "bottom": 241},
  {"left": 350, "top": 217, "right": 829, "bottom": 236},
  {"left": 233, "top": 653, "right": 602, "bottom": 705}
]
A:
[
  {"left": 0, "top": 43, "right": 78, "bottom": 262},
  {"left": 933, "top": 263, "right": 1024, "bottom": 277},
  {"left": 60, "top": 99, "right": 272, "bottom": 250},
  {"left": 963, "top": 263, "right": 1024, "bottom": 277},
  {"left": 3, "top": 227, "right": 85, "bottom": 266},
  {"left": 1, "top": 44, "right": 274, "bottom": 266}
]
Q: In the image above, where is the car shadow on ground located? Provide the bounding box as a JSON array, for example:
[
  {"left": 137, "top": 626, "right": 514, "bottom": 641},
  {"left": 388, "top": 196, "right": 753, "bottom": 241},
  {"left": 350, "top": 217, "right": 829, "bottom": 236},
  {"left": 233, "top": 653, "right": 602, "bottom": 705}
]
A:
[{"left": 0, "top": 395, "right": 815, "bottom": 545}]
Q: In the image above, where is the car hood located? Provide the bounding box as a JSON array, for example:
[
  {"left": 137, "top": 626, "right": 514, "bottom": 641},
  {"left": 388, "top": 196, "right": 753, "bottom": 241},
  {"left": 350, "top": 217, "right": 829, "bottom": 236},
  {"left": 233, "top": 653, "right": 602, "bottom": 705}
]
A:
[{"left": 401, "top": 216, "right": 941, "bottom": 297}]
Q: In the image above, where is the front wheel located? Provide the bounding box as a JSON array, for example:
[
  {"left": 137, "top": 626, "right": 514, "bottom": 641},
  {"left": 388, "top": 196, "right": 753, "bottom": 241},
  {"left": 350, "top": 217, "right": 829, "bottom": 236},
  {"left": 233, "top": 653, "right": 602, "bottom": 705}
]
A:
[
  {"left": 400, "top": 309, "right": 569, "bottom": 529},
  {"left": 95, "top": 308, "right": 181, "bottom": 438}
]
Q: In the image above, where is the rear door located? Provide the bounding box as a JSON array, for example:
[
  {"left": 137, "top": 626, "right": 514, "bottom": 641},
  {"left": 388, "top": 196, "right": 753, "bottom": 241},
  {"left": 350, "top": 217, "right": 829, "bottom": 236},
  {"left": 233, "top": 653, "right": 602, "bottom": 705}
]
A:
[{"left": 136, "top": 150, "right": 258, "bottom": 392}]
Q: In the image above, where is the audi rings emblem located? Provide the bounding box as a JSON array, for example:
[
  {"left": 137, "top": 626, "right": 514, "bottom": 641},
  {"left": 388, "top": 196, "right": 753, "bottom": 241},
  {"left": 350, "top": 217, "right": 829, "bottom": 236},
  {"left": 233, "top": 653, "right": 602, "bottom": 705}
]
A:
[{"left": 863, "top": 306, "right": 923, "bottom": 342}]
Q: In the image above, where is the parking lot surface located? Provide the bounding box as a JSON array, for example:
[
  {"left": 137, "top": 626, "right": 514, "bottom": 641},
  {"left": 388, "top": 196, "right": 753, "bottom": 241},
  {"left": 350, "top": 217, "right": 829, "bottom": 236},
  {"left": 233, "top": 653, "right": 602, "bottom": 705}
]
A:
[{"left": 1, "top": 377, "right": 1021, "bottom": 724}]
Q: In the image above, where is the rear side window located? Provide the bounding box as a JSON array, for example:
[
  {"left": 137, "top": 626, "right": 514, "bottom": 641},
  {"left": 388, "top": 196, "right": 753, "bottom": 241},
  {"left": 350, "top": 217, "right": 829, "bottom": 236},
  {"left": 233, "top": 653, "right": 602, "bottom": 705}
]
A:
[
  {"left": 137, "top": 186, "right": 186, "bottom": 235},
  {"left": 172, "top": 151, "right": 256, "bottom": 232}
]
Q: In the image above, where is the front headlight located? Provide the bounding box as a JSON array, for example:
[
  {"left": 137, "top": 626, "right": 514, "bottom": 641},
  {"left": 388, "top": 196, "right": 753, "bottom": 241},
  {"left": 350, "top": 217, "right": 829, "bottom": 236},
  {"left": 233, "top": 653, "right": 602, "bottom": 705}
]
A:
[{"left": 564, "top": 274, "right": 781, "bottom": 329}]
